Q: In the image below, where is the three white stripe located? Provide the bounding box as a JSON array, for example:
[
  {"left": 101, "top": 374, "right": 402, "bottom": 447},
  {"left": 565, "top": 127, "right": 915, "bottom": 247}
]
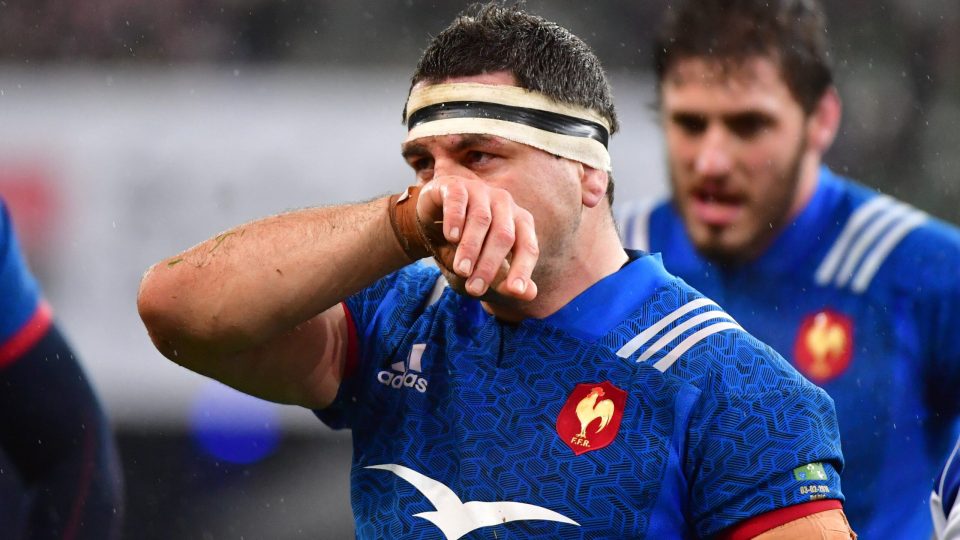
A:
[
  {"left": 815, "top": 197, "right": 926, "bottom": 293},
  {"left": 617, "top": 299, "right": 743, "bottom": 372}
]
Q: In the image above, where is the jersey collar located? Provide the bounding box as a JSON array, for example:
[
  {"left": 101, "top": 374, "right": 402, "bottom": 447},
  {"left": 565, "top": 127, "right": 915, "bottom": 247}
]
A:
[{"left": 535, "top": 250, "right": 675, "bottom": 341}]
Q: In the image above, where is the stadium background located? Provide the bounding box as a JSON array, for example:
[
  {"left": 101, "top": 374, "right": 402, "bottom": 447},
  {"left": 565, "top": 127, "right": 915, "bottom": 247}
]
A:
[{"left": 0, "top": 1, "right": 957, "bottom": 537}]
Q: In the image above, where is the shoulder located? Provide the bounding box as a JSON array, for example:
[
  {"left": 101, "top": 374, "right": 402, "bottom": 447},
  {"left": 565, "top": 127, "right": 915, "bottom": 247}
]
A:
[
  {"left": 813, "top": 175, "right": 960, "bottom": 295},
  {"left": 887, "top": 215, "right": 960, "bottom": 293},
  {"left": 0, "top": 200, "right": 48, "bottom": 366},
  {"left": 615, "top": 279, "right": 813, "bottom": 397},
  {"left": 0, "top": 198, "right": 13, "bottom": 259},
  {"left": 345, "top": 262, "right": 445, "bottom": 323},
  {"left": 370, "top": 261, "right": 443, "bottom": 298}
]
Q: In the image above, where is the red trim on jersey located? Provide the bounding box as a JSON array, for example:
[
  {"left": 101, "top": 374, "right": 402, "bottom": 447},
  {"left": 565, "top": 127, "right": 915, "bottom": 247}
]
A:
[
  {"left": 340, "top": 302, "right": 359, "bottom": 380},
  {"left": 0, "top": 300, "right": 53, "bottom": 369},
  {"left": 718, "top": 499, "right": 842, "bottom": 539}
]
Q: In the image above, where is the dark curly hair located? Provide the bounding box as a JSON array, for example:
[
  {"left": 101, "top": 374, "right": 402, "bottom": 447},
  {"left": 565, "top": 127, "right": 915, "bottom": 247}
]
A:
[
  {"left": 654, "top": 0, "right": 833, "bottom": 114},
  {"left": 407, "top": 2, "right": 618, "bottom": 134}
]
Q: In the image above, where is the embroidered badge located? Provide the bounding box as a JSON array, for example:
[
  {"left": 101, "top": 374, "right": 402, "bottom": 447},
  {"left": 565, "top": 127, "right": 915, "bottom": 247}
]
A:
[
  {"left": 556, "top": 381, "right": 626, "bottom": 456},
  {"left": 794, "top": 309, "right": 853, "bottom": 384},
  {"left": 793, "top": 462, "right": 828, "bottom": 481}
]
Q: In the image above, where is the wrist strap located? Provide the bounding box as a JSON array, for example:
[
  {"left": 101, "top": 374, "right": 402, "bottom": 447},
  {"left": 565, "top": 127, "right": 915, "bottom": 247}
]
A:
[
  {"left": 388, "top": 184, "right": 458, "bottom": 272},
  {"left": 388, "top": 185, "right": 432, "bottom": 261}
]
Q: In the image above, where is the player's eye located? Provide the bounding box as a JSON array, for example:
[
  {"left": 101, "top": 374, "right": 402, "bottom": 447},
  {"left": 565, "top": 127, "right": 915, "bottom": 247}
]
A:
[
  {"left": 465, "top": 150, "right": 493, "bottom": 165},
  {"left": 672, "top": 113, "right": 707, "bottom": 136},
  {"left": 727, "top": 113, "right": 774, "bottom": 139},
  {"left": 409, "top": 157, "right": 433, "bottom": 173}
]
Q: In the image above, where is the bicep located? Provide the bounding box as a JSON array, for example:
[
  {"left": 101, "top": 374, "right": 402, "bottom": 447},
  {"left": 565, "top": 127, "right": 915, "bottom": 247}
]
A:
[
  {"left": 715, "top": 503, "right": 854, "bottom": 539},
  {"left": 202, "top": 303, "right": 352, "bottom": 409}
]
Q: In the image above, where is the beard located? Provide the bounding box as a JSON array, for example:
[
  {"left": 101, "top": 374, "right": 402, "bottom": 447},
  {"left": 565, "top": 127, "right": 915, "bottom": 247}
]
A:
[{"left": 672, "top": 137, "right": 807, "bottom": 267}]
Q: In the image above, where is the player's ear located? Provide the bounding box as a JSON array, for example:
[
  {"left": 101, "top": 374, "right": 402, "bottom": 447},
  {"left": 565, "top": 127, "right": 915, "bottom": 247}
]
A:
[
  {"left": 807, "top": 87, "right": 842, "bottom": 154},
  {"left": 580, "top": 164, "right": 608, "bottom": 208}
]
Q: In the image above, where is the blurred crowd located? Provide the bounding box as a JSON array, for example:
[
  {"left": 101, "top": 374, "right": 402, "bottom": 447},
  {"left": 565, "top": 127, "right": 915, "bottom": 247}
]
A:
[{"left": 2, "top": 1, "right": 957, "bottom": 220}]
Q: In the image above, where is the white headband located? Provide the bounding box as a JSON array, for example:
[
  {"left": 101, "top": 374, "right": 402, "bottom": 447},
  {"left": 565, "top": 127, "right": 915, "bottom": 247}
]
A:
[{"left": 403, "top": 83, "right": 612, "bottom": 171}]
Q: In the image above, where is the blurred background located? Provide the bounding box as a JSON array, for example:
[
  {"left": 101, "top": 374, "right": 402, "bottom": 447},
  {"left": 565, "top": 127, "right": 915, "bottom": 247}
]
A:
[{"left": 0, "top": 1, "right": 957, "bottom": 538}]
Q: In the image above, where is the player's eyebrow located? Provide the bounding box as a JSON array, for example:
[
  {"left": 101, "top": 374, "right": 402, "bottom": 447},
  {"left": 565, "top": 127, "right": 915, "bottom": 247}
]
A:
[
  {"left": 401, "top": 134, "right": 508, "bottom": 161},
  {"left": 401, "top": 143, "right": 430, "bottom": 162},
  {"left": 452, "top": 133, "right": 504, "bottom": 152}
]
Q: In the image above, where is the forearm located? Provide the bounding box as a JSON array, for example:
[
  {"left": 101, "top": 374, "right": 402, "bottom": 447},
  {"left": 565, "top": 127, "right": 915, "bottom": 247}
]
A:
[{"left": 138, "top": 196, "right": 408, "bottom": 360}]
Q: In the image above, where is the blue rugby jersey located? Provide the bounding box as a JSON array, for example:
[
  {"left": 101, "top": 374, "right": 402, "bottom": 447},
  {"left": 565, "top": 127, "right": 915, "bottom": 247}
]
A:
[
  {"left": 932, "top": 437, "right": 960, "bottom": 539},
  {"left": 317, "top": 251, "right": 844, "bottom": 539},
  {"left": 619, "top": 166, "right": 960, "bottom": 538},
  {"left": 0, "top": 200, "right": 49, "bottom": 369}
]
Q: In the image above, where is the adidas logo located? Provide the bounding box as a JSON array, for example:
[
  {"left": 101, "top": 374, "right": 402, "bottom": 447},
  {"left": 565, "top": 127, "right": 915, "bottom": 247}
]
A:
[{"left": 377, "top": 343, "right": 429, "bottom": 393}]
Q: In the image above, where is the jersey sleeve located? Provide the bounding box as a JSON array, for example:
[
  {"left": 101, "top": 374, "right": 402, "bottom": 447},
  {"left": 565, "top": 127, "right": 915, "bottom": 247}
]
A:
[
  {"left": 314, "top": 262, "right": 441, "bottom": 429},
  {"left": 0, "top": 200, "right": 50, "bottom": 370},
  {"left": 0, "top": 323, "right": 124, "bottom": 538},
  {"left": 686, "top": 381, "right": 846, "bottom": 537}
]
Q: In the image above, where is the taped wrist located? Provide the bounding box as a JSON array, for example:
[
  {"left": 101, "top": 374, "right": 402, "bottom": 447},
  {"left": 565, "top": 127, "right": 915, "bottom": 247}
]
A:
[{"left": 388, "top": 185, "right": 432, "bottom": 261}]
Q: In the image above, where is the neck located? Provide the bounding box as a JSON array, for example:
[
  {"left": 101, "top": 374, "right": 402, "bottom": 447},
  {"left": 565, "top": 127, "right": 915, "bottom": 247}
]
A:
[
  {"left": 725, "top": 154, "right": 821, "bottom": 266},
  {"left": 788, "top": 155, "right": 822, "bottom": 222},
  {"left": 482, "top": 213, "right": 627, "bottom": 322}
]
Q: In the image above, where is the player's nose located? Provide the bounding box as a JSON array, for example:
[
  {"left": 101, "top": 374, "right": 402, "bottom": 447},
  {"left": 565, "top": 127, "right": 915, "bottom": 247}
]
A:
[
  {"left": 433, "top": 157, "right": 479, "bottom": 181},
  {"left": 694, "top": 128, "right": 733, "bottom": 177}
]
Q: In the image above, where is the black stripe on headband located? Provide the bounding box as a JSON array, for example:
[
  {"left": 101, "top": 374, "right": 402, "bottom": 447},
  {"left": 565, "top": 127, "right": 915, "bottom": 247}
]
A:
[{"left": 407, "top": 101, "right": 609, "bottom": 147}]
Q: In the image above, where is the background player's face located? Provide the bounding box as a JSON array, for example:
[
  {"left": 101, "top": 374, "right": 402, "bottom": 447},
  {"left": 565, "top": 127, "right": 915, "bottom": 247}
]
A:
[
  {"left": 403, "top": 72, "right": 589, "bottom": 295},
  {"left": 661, "top": 56, "right": 815, "bottom": 264}
]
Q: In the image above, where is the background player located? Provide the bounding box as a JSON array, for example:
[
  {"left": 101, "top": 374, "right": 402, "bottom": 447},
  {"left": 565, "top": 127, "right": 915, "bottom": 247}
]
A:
[
  {"left": 617, "top": 0, "right": 960, "bottom": 537},
  {"left": 932, "top": 437, "right": 960, "bottom": 539},
  {"left": 0, "top": 198, "right": 124, "bottom": 539},
  {"left": 138, "top": 4, "right": 854, "bottom": 538}
]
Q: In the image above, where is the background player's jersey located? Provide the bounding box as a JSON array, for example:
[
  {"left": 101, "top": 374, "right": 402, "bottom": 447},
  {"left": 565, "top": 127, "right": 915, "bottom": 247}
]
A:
[
  {"left": 932, "top": 437, "right": 960, "bottom": 539},
  {"left": 0, "top": 199, "right": 51, "bottom": 370},
  {"left": 619, "top": 166, "right": 960, "bottom": 538},
  {"left": 317, "top": 252, "right": 844, "bottom": 539}
]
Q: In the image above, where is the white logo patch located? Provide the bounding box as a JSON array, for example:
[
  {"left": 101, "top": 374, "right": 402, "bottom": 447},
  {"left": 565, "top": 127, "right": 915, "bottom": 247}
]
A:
[
  {"left": 367, "top": 464, "right": 579, "bottom": 540},
  {"left": 377, "top": 344, "right": 429, "bottom": 393}
]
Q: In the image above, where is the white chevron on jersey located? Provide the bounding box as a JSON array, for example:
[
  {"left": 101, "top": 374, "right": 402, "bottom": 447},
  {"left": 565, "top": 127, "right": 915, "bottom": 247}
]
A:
[
  {"left": 815, "top": 196, "right": 926, "bottom": 293},
  {"left": 367, "top": 464, "right": 579, "bottom": 540},
  {"left": 850, "top": 210, "right": 926, "bottom": 293},
  {"left": 426, "top": 274, "right": 448, "bottom": 307},
  {"left": 616, "top": 198, "right": 659, "bottom": 252},
  {"left": 815, "top": 195, "right": 894, "bottom": 285},
  {"left": 616, "top": 298, "right": 718, "bottom": 358},
  {"left": 932, "top": 438, "right": 960, "bottom": 540},
  {"left": 636, "top": 310, "right": 737, "bottom": 363},
  {"left": 617, "top": 298, "right": 742, "bottom": 373},
  {"left": 652, "top": 322, "right": 743, "bottom": 372}
]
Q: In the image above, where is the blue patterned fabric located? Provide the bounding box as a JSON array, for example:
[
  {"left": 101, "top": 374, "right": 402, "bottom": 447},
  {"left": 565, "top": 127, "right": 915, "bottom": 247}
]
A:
[
  {"left": 620, "top": 167, "right": 960, "bottom": 538},
  {"left": 0, "top": 200, "right": 43, "bottom": 354},
  {"left": 317, "top": 251, "right": 844, "bottom": 539}
]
